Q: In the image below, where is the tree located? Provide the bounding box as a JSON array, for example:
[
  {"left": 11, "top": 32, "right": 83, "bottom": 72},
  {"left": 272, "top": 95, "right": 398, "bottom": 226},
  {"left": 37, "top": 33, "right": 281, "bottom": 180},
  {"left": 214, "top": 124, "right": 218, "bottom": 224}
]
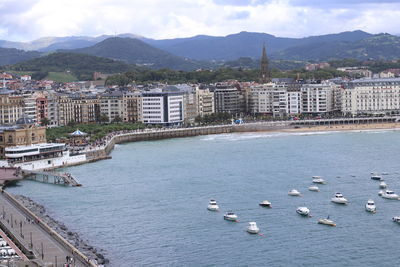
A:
[
  {"left": 40, "top": 117, "right": 50, "bottom": 126},
  {"left": 99, "top": 114, "right": 109, "bottom": 123},
  {"left": 112, "top": 116, "right": 122, "bottom": 123}
]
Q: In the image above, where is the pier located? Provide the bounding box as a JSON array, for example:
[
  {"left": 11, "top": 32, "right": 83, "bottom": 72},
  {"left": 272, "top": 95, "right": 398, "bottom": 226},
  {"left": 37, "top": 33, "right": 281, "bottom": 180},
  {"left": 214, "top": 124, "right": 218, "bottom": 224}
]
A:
[
  {"left": 22, "top": 170, "right": 82, "bottom": 187},
  {"left": 0, "top": 190, "right": 94, "bottom": 266}
]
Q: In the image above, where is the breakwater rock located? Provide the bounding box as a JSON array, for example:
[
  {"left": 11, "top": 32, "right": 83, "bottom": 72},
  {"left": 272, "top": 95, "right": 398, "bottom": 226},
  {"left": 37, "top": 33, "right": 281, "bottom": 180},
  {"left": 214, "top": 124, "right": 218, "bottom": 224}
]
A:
[{"left": 14, "top": 195, "right": 109, "bottom": 266}]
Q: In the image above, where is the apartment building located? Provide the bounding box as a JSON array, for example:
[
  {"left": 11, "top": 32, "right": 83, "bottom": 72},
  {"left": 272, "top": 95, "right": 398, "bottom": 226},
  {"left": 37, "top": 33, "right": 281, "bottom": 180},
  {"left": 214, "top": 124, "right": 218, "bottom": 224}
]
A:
[{"left": 342, "top": 78, "right": 400, "bottom": 115}]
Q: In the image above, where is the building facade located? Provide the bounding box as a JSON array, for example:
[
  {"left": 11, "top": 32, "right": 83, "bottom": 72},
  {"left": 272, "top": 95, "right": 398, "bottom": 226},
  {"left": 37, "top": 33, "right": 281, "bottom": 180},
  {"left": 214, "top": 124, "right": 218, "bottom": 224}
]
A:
[
  {"left": 342, "top": 78, "right": 400, "bottom": 115},
  {"left": 141, "top": 91, "right": 184, "bottom": 125},
  {"left": 0, "top": 118, "right": 46, "bottom": 158}
]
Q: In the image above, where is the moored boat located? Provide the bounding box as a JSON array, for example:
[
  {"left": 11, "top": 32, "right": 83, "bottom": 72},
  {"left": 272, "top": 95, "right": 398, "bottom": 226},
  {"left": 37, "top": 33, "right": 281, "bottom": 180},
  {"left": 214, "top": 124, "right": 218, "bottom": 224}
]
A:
[
  {"left": 392, "top": 216, "right": 400, "bottom": 224},
  {"left": 365, "top": 199, "right": 376, "bottom": 213},
  {"left": 318, "top": 217, "right": 336, "bottom": 226},
  {"left": 246, "top": 222, "right": 260, "bottom": 234},
  {"left": 312, "top": 176, "right": 326, "bottom": 184},
  {"left": 331, "top": 193, "right": 348, "bottom": 204},
  {"left": 371, "top": 173, "right": 382, "bottom": 181},
  {"left": 223, "top": 212, "right": 238, "bottom": 221},
  {"left": 379, "top": 181, "right": 387, "bottom": 189},
  {"left": 308, "top": 186, "right": 320, "bottom": 192},
  {"left": 288, "top": 189, "right": 301, "bottom": 196},
  {"left": 296, "top": 207, "right": 310, "bottom": 216},
  {"left": 381, "top": 190, "right": 400, "bottom": 200},
  {"left": 207, "top": 199, "right": 219, "bottom": 211},
  {"left": 259, "top": 200, "right": 272, "bottom": 208}
]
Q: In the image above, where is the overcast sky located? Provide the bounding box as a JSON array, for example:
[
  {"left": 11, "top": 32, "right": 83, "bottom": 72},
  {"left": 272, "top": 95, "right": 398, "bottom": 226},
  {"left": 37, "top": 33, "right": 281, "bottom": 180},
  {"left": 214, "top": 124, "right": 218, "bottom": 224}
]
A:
[{"left": 1, "top": 0, "right": 400, "bottom": 41}]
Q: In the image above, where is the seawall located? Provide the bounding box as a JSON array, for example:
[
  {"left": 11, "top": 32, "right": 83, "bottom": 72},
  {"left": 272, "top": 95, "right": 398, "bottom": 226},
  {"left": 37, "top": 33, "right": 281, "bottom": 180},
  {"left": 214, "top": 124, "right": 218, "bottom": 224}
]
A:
[
  {"left": 1, "top": 190, "right": 96, "bottom": 266},
  {"left": 82, "top": 118, "right": 400, "bottom": 159}
]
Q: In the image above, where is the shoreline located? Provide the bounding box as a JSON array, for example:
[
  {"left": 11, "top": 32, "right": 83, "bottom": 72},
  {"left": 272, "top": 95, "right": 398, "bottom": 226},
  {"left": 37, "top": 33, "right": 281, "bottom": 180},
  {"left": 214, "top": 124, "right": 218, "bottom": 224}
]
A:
[{"left": 13, "top": 194, "right": 109, "bottom": 266}]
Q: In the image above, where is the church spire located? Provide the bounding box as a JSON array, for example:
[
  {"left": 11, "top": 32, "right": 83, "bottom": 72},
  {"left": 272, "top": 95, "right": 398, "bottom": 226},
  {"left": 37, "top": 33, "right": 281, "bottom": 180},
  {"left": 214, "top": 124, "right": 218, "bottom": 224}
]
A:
[{"left": 260, "top": 43, "right": 270, "bottom": 83}]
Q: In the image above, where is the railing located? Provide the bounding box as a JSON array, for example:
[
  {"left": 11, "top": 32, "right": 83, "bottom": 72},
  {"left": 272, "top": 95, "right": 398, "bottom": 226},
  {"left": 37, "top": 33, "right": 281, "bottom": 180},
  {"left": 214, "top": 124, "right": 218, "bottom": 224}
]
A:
[{"left": 2, "top": 190, "right": 96, "bottom": 267}]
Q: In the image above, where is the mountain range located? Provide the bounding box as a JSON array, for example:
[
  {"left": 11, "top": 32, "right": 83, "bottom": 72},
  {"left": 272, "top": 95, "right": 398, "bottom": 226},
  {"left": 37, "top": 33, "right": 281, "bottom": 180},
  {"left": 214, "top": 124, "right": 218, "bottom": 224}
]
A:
[{"left": 1, "top": 30, "right": 400, "bottom": 73}]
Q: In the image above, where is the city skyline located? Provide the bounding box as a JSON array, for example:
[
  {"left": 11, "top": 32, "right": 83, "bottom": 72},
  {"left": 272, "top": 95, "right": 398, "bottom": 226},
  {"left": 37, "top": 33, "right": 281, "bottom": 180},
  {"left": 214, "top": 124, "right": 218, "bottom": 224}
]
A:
[{"left": 1, "top": 0, "right": 400, "bottom": 42}]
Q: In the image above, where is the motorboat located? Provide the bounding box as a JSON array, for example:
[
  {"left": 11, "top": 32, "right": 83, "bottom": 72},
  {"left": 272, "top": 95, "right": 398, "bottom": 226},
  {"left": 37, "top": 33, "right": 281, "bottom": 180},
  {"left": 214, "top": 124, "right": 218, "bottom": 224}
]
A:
[
  {"left": 378, "top": 190, "right": 383, "bottom": 196},
  {"left": 296, "top": 207, "right": 310, "bottom": 216},
  {"left": 331, "top": 193, "right": 348, "bottom": 204},
  {"left": 246, "top": 222, "right": 260, "bottom": 234},
  {"left": 312, "top": 176, "right": 326, "bottom": 184},
  {"left": 223, "top": 212, "right": 238, "bottom": 221},
  {"left": 365, "top": 199, "right": 376, "bottom": 213},
  {"left": 259, "top": 200, "right": 272, "bottom": 208},
  {"left": 392, "top": 216, "right": 400, "bottom": 224},
  {"left": 207, "top": 199, "right": 219, "bottom": 211},
  {"left": 318, "top": 216, "right": 336, "bottom": 226},
  {"left": 371, "top": 173, "right": 382, "bottom": 181},
  {"left": 381, "top": 190, "right": 400, "bottom": 200},
  {"left": 308, "top": 186, "right": 320, "bottom": 192},
  {"left": 288, "top": 189, "right": 301, "bottom": 196},
  {"left": 379, "top": 181, "right": 387, "bottom": 189}
]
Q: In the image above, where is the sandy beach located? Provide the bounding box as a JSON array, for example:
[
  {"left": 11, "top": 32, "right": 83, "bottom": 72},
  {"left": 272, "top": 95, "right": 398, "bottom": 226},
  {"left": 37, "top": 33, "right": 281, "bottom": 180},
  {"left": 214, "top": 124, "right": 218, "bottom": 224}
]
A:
[{"left": 283, "top": 122, "right": 400, "bottom": 133}]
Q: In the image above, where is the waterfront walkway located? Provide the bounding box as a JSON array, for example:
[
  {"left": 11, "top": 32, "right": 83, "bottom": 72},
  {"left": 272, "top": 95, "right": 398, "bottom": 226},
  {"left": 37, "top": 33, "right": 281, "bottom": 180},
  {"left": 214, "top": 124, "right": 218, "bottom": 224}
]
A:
[{"left": 0, "top": 190, "right": 94, "bottom": 266}]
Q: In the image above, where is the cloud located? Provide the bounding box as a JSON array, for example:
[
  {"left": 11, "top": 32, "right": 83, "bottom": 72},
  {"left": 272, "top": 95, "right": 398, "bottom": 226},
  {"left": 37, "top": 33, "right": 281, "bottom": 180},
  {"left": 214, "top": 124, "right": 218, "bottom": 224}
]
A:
[
  {"left": 213, "top": 0, "right": 269, "bottom": 6},
  {"left": 1, "top": 0, "right": 400, "bottom": 42},
  {"left": 227, "top": 10, "right": 251, "bottom": 20}
]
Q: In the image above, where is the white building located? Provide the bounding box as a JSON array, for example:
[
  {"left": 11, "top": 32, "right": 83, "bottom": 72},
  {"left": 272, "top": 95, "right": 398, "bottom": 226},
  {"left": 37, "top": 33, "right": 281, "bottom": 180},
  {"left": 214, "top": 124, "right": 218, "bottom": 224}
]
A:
[
  {"left": 342, "top": 78, "right": 400, "bottom": 115},
  {"left": 287, "top": 91, "right": 302, "bottom": 115},
  {"left": 141, "top": 91, "right": 184, "bottom": 125},
  {"left": 301, "top": 83, "right": 335, "bottom": 114}
]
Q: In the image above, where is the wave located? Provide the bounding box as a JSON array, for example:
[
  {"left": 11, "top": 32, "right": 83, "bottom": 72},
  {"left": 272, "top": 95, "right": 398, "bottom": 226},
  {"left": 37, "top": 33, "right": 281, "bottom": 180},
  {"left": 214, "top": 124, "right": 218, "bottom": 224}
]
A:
[{"left": 200, "top": 128, "right": 400, "bottom": 142}]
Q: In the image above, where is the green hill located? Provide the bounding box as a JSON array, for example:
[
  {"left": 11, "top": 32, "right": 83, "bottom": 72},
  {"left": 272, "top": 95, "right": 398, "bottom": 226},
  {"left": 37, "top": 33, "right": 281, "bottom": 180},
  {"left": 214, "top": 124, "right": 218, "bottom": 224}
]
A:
[
  {"left": 71, "top": 37, "right": 207, "bottom": 71},
  {"left": 274, "top": 34, "right": 400, "bottom": 61},
  {"left": 0, "top": 47, "right": 41, "bottom": 66},
  {"left": 8, "top": 52, "right": 135, "bottom": 80}
]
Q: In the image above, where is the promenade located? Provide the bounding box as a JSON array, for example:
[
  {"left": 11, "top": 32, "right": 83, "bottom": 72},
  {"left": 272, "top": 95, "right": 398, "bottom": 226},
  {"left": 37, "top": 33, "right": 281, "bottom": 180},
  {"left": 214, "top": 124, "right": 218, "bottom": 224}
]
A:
[{"left": 0, "top": 190, "right": 94, "bottom": 266}]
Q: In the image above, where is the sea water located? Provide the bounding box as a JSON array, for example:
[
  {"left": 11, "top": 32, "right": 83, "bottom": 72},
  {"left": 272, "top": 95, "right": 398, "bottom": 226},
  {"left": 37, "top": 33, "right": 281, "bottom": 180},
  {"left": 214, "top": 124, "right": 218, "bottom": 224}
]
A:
[{"left": 7, "top": 130, "right": 400, "bottom": 266}]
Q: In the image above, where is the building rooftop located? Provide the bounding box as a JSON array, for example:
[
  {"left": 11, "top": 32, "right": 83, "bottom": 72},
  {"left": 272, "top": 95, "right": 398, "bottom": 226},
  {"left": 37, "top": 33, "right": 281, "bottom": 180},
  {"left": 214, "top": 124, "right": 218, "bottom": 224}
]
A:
[{"left": 15, "top": 117, "right": 34, "bottom": 125}]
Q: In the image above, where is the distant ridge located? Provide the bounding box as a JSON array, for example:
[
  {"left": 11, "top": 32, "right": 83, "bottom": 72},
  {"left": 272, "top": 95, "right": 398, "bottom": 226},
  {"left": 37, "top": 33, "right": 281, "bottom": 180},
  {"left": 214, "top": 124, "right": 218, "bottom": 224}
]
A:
[
  {"left": 70, "top": 37, "right": 206, "bottom": 71},
  {"left": 8, "top": 52, "right": 135, "bottom": 80}
]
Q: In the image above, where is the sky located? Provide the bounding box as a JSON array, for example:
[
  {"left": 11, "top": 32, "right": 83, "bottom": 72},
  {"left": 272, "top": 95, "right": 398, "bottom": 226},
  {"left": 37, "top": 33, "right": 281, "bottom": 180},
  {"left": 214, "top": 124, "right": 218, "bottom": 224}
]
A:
[{"left": 1, "top": 0, "right": 400, "bottom": 41}]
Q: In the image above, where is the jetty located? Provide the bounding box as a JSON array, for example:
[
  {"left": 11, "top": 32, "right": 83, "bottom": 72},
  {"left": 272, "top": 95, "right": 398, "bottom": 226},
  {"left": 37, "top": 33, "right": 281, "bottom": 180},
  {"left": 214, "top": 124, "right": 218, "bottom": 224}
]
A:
[
  {"left": 0, "top": 190, "right": 95, "bottom": 266},
  {"left": 22, "top": 170, "right": 82, "bottom": 187}
]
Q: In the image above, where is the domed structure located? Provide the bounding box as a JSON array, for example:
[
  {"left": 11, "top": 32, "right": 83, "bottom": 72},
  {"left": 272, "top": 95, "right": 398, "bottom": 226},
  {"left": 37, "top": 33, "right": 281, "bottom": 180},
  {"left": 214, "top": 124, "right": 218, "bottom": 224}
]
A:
[{"left": 15, "top": 117, "right": 34, "bottom": 125}]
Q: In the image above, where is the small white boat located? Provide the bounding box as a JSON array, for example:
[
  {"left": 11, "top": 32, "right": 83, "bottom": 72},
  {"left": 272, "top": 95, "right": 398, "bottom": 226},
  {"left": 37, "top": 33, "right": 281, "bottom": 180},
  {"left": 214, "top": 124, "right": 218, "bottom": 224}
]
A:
[
  {"left": 207, "top": 199, "right": 219, "bottom": 211},
  {"left": 318, "top": 216, "right": 336, "bottom": 227},
  {"left": 312, "top": 176, "right": 326, "bottom": 184},
  {"left": 371, "top": 173, "right": 382, "bottom": 181},
  {"left": 308, "top": 186, "right": 320, "bottom": 192},
  {"left": 223, "top": 212, "right": 238, "bottom": 221},
  {"left": 246, "top": 222, "right": 260, "bottom": 234},
  {"left": 378, "top": 190, "right": 383, "bottom": 196},
  {"left": 381, "top": 190, "right": 400, "bottom": 200},
  {"left": 392, "top": 216, "right": 400, "bottom": 224},
  {"left": 296, "top": 207, "right": 310, "bottom": 216},
  {"left": 331, "top": 193, "right": 348, "bottom": 204},
  {"left": 365, "top": 199, "right": 376, "bottom": 213},
  {"left": 288, "top": 189, "right": 301, "bottom": 196},
  {"left": 379, "top": 181, "right": 387, "bottom": 189},
  {"left": 259, "top": 200, "right": 272, "bottom": 208}
]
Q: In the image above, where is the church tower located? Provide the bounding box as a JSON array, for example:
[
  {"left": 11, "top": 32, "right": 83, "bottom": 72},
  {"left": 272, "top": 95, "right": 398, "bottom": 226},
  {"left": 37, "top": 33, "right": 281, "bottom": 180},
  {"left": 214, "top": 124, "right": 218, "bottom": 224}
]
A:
[{"left": 260, "top": 44, "right": 270, "bottom": 83}]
